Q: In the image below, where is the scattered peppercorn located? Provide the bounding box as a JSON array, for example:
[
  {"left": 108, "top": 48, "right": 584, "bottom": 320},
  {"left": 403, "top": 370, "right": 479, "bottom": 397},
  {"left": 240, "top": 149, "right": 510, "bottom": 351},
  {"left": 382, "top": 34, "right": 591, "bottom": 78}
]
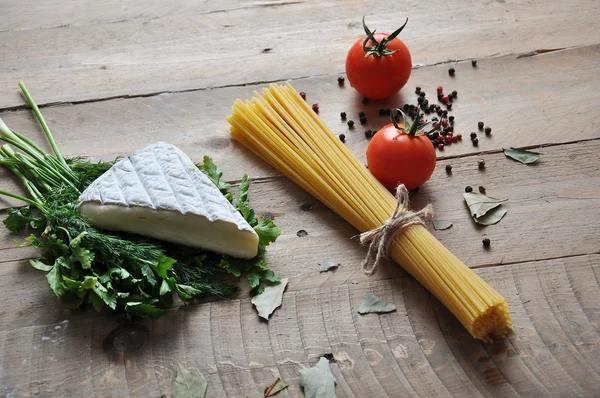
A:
[
  {"left": 338, "top": 133, "right": 346, "bottom": 142},
  {"left": 419, "top": 91, "right": 426, "bottom": 98},
  {"left": 465, "top": 186, "right": 473, "bottom": 193},
  {"left": 449, "top": 68, "right": 455, "bottom": 76},
  {"left": 300, "top": 203, "right": 313, "bottom": 211},
  {"left": 456, "top": 134, "right": 462, "bottom": 140},
  {"left": 347, "top": 120, "right": 355, "bottom": 129},
  {"left": 479, "top": 185, "right": 486, "bottom": 193},
  {"left": 447, "top": 126, "right": 454, "bottom": 132},
  {"left": 402, "top": 104, "right": 410, "bottom": 111},
  {"left": 364, "top": 129, "right": 373, "bottom": 139},
  {"left": 432, "top": 139, "right": 440, "bottom": 147},
  {"left": 312, "top": 103, "right": 319, "bottom": 113},
  {"left": 338, "top": 76, "right": 345, "bottom": 85},
  {"left": 359, "top": 116, "right": 367, "bottom": 125},
  {"left": 445, "top": 164, "right": 452, "bottom": 173},
  {"left": 478, "top": 160, "right": 486, "bottom": 169},
  {"left": 428, "top": 132, "right": 439, "bottom": 140},
  {"left": 415, "top": 86, "right": 422, "bottom": 94},
  {"left": 484, "top": 126, "right": 492, "bottom": 135},
  {"left": 394, "top": 115, "right": 401, "bottom": 122},
  {"left": 449, "top": 115, "right": 455, "bottom": 123},
  {"left": 386, "top": 108, "right": 392, "bottom": 115},
  {"left": 297, "top": 230, "right": 308, "bottom": 237},
  {"left": 299, "top": 92, "right": 306, "bottom": 100},
  {"left": 362, "top": 97, "right": 369, "bottom": 104},
  {"left": 442, "top": 110, "right": 448, "bottom": 117},
  {"left": 470, "top": 132, "right": 477, "bottom": 139},
  {"left": 422, "top": 99, "right": 429, "bottom": 108},
  {"left": 417, "top": 97, "right": 424, "bottom": 104},
  {"left": 451, "top": 136, "right": 458, "bottom": 143},
  {"left": 437, "top": 86, "right": 444, "bottom": 94},
  {"left": 478, "top": 121, "right": 484, "bottom": 130},
  {"left": 340, "top": 111, "right": 347, "bottom": 120},
  {"left": 358, "top": 111, "right": 365, "bottom": 118},
  {"left": 482, "top": 237, "right": 491, "bottom": 247},
  {"left": 378, "top": 108, "right": 386, "bottom": 116},
  {"left": 451, "top": 90, "right": 458, "bottom": 99},
  {"left": 438, "top": 143, "right": 444, "bottom": 150},
  {"left": 447, "top": 103, "right": 453, "bottom": 111},
  {"left": 472, "top": 137, "right": 479, "bottom": 146},
  {"left": 441, "top": 95, "right": 449, "bottom": 104},
  {"left": 472, "top": 60, "right": 478, "bottom": 67}
]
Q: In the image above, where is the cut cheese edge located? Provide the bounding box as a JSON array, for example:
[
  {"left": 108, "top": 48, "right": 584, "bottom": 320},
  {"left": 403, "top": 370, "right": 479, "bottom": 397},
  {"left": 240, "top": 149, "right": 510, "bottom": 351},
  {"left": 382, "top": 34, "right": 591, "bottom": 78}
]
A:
[{"left": 78, "top": 142, "right": 259, "bottom": 259}]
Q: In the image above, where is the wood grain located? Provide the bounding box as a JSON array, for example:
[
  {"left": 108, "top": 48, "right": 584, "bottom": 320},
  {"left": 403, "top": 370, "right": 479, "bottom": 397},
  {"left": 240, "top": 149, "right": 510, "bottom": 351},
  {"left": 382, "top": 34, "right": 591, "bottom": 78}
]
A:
[
  {"left": 1, "top": 1, "right": 600, "bottom": 108},
  {"left": 1, "top": 255, "right": 598, "bottom": 397},
  {"left": 1, "top": 44, "right": 599, "bottom": 208}
]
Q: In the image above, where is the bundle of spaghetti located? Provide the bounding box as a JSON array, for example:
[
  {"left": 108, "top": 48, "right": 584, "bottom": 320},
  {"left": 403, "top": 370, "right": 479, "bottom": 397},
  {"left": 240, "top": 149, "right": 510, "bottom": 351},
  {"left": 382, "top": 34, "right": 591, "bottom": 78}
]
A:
[{"left": 227, "top": 83, "right": 511, "bottom": 341}]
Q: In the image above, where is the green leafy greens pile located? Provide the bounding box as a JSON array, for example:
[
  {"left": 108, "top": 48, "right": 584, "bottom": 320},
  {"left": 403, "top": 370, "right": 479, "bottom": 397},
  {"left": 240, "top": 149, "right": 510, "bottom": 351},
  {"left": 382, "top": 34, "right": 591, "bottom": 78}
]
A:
[{"left": 0, "top": 82, "right": 281, "bottom": 320}]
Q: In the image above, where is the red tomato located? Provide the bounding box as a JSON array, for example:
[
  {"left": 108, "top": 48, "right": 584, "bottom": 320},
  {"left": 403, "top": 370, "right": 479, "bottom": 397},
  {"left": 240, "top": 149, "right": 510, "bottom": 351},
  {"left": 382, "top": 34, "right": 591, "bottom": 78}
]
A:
[
  {"left": 345, "top": 19, "right": 412, "bottom": 99},
  {"left": 366, "top": 122, "right": 436, "bottom": 191}
]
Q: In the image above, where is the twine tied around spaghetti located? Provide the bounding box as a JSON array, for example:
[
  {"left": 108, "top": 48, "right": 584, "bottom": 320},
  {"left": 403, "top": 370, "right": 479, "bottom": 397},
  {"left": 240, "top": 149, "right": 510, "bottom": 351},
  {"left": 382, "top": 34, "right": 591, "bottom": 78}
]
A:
[{"left": 359, "top": 184, "right": 433, "bottom": 275}]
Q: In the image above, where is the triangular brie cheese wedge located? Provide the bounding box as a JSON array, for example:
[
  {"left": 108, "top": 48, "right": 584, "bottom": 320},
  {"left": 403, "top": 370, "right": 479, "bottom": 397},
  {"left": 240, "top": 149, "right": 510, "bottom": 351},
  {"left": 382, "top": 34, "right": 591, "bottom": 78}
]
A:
[{"left": 78, "top": 142, "right": 259, "bottom": 258}]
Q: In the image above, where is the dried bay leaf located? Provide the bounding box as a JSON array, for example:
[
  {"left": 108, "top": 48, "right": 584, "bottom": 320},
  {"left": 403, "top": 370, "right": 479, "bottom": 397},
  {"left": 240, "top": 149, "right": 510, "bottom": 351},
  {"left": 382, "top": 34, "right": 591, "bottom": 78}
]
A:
[
  {"left": 473, "top": 206, "right": 507, "bottom": 225},
  {"left": 264, "top": 377, "right": 288, "bottom": 397},
  {"left": 251, "top": 278, "right": 288, "bottom": 320},
  {"left": 173, "top": 362, "right": 207, "bottom": 398},
  {"left": 358, "top": 292, "right": 396, "bottom": 315},
  {"left": 318, "top": 261, "right": 340, "bottom": 272},
  {"left": 299, "top": 357, "right": 337, "bottom": 398},
  {"left": 432, "top": 220, "right": 453, "bottom": 231},
  {"left": 463, "top": 193, "right": 508, "bottom": 226},
  {"left": 504, "top": 147, "right": 541, "bottom": 164}
]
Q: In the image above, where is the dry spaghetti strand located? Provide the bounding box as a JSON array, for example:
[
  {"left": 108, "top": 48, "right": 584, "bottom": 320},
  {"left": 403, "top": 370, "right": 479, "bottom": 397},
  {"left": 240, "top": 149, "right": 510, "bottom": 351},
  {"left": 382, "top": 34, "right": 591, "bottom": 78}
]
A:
[{"left": 227, "top": 83, "right": 512, "bottom": 342}]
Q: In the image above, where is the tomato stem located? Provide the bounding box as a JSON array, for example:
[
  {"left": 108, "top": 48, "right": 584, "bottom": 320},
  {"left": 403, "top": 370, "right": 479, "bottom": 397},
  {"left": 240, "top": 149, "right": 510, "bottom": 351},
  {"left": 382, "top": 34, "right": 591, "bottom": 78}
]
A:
[
  {"left": 362, "top": 17, "right": 408, "bottom": 58},
  {"left": 391, "top": 109, "right": 436, "bottom": 137}
]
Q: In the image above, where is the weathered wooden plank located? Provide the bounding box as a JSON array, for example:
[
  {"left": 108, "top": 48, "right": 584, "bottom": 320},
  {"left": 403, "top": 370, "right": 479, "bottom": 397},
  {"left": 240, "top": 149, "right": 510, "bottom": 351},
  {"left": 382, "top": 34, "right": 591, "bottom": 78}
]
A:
[
  {"left": 1, "top": 140, "right": 598, "bottom": 296},
  {"left": 0, "top": 255, "right": 598, "bottom": 397},
  {"left": 2, "top": 0, "right": 599, "bottom": 108},
  {"left": 1, "top": 44, "right": 598, "bottom": 209}
]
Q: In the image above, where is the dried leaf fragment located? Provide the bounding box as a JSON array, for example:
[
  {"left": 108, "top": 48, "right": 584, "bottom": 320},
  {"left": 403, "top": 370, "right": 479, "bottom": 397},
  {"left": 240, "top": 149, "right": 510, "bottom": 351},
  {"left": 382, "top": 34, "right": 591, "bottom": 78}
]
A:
[
  {"left": 299, "top": 357, "right": 337, "bottom": 398},
  {"left": 173, "top": 362, "right": 207, "bottom": 398},
  {"left": 432, "top": 220, "right": 453, "bottom": 231},
  {"left": 358, "top": 292, "right": 396, "bottom": 314},
  {"left": 504, "top": 147, "right": 541, "bottom": 164},
  {"left": 318, "top": 261, "right": 340, "bottom": 272},
  {"left": 251, "top": 278, "right": 289, "bottom": 320},
  {"left": 264, "top": 377, "right": 288, "bottom": 397}
]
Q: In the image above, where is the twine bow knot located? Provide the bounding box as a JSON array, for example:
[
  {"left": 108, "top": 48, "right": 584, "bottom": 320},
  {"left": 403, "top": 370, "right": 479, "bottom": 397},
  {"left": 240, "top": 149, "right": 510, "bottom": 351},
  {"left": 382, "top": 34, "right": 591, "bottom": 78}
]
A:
[{"left": 359, "top": 184, "right": 433, "bottom": 275}]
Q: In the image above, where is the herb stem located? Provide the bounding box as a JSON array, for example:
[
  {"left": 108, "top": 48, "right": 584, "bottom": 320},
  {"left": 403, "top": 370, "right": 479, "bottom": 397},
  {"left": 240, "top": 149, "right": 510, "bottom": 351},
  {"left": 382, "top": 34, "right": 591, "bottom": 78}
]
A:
[
  {"left": 18, "top": 82, "right": 69, "bottom": 169},
  {"left": 0, "top": 189, "right": 40, "bottom": 207}
]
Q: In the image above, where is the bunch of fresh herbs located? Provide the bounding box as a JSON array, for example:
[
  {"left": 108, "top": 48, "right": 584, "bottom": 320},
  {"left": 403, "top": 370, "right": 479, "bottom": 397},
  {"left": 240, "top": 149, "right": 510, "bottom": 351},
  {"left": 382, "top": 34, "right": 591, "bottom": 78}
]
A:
[{"left": 0, "top": 82, "right": 280, "bottom": 320}]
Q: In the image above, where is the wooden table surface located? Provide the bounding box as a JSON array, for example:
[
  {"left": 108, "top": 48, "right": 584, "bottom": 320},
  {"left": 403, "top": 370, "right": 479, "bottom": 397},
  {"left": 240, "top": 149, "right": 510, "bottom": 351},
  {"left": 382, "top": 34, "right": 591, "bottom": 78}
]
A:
[{"left": 1, "top": 1, "right": 599, "bottom": 397}]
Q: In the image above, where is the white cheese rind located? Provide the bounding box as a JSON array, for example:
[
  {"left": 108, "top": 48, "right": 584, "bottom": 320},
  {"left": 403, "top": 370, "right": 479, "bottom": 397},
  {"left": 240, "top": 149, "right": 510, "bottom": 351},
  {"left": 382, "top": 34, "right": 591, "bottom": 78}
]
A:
[{"left": 78, "top": 142, "right": 259, "bottom": 259}]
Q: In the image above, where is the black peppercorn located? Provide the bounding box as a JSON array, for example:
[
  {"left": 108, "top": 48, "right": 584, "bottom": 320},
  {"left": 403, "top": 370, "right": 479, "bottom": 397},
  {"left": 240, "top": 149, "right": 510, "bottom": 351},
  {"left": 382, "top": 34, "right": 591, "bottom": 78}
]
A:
[
  {"left": 437, "top": 93, "right": 443, "bottom": 101},
  {"left": 449, "top": 115, "right": 454, "bottom": 123},
  {"left": 417, "top": 97, "right": 424, "bottom": 104},
  {"left": 472, "top": 60, "right": 478, "bottom": 67},
  {"left": 432, "top": 139, "right": 440, "bottom": 147},
  {"left": 440, "top": 130, "right": 448, "bottom": 137},
  {"left": 482, "top": 237, "right": 491, "bottom": 247},
  {"left": 359, "top": 116, "right": 367, "bottom": 125},
  {"left": 429, "top": 132, "right": 439, "bottom": 139},
  {"left": 338, "top": 76, "right": 345, "bottom": 85},
  {"left": 447, "top": 103, "right": 452, "bottom": 111},
  {"left": 478, "top": 160, "right": 486, "bottom": 169},
  {"left": 419, "top": 91, "right": 426, "bottom": 98},
  {"left": 358, "top": 111, "right": 365, "bottom": 118},
  {"left": 378, "top": 108, "right": 386, "bottom": 116},
  {"left": 485, "top": 126, "right": 492, "bottom": 135},
  {"left": 470, "top": 132, "right": 477, "bottom": 139},
  {"left": 479, "top": 185, "right": 486, "bottom": 193},
  {"left": 445, "top": 164, "right": 452, "bottom": 173},
  {"left": 364, "top": 129, "right": 373, "bottom": 139},
  {"left": 465, "top": 186, "right": 473, "bottom": 193},
  {"left": 472, "top": 137, "right": 479, "bottom": 146},
  {"left": 386, "top": 108, "right": 392, "bottom": 115},
  {"left": 403, "top": 104, "right": 410, "bottom": 111},
  {"left": 451, "top": 90, "right": 458, "bottom": 98},
  {"left": 422, "top": 99, "right": 429, "bottom": 107},
  {"left": 347, "top": 120, "right": 355, "bottom": 129},
  {"left": 339, "top": 133, "right": 345, "bottom": 142},
  {"left": 478, "top": 121, "right": 484, "bottom": 130},
  {"left": 415, "top": 86, "right": 421, "bottom": 94},
  {"left": 340, "top": 112, "right": 347, "bottom": 120},
  {"left": 394, "top": 115, "right": 401, "bottom": 122},
  {"left": 432, "top": 117, "right": 439, "bottom": 121},
  {"left": 362, "top": 97, "right": 369, "bottom": 104},
  {"left": 449, "top": 68, "right": 455, "bottom": 76}
]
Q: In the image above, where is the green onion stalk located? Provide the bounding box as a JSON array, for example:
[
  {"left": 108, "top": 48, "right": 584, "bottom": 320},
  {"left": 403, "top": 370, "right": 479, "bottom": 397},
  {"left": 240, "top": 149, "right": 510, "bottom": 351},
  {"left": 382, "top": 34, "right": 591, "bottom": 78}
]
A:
[{"left": 0, "top": 82, "right": 79, "bottom": 212}]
